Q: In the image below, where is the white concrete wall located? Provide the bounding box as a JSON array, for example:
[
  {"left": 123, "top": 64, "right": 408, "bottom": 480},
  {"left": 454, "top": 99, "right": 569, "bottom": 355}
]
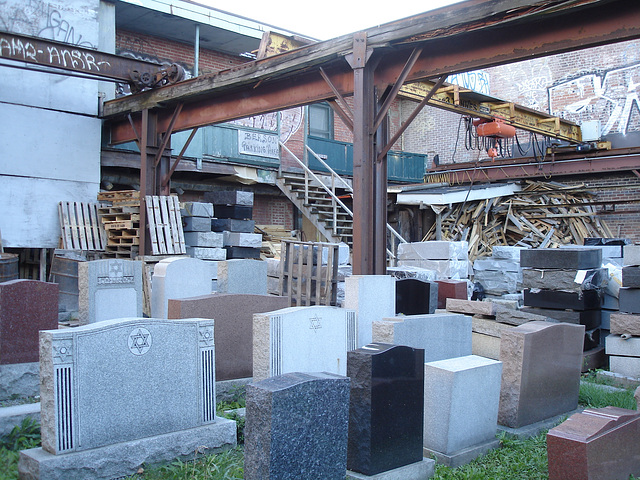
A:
[{"left": 0, "top": 0, "right": 106, "bottom": 248}]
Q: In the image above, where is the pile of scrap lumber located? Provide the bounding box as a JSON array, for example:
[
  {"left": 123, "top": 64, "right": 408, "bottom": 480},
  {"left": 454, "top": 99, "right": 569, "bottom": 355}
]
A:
[
  {"left": 422, "top": 180, "right": 612, "bottom": 262},
  {"left": 255, "top": 224, "right": 296, "bottom": 259}
]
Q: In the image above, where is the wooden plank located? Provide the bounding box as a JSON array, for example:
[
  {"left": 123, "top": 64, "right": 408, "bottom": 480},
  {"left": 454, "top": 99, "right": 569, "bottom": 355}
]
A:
[
  {"left": 305, "top": 242, "right": 313, "bottom": 305},
  {"left": 158, "top": 196, "right": 174, "bottom": 255},
  {"left": 58, "top": 202, "right": 73, "bottom": 249},
  {"left": 169, "top": 196, "right": 186, "bottom": 254},
  {"left": 295, "top": 242, "right": 303, "bottom": 307},
  {"left": 145, "top": 195, "right": 161, "bottom": 255}
]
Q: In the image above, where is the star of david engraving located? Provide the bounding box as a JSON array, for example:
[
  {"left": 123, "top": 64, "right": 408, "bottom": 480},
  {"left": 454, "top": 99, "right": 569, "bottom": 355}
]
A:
[
  {"left": 199, "top": 326, "right": 214, "bottom": 347},
  {"left": 109, "top": 260, "right": 124, "bottom": 278},
  {"left": 128, "top": 327, "right": 152, "bottom": 355},
  {"left": 52, "top": 342, "right": 73, "bottom": 364},
  {"left": 309, "top": 314, "right": 322, "bottom": 330}
]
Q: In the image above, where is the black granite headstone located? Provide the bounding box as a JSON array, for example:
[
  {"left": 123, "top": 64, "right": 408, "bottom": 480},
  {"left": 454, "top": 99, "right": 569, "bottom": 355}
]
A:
[
  {"left": 619, "top": 288, "right": 640, "bottom": 314},
  {"left": 395, "top": 278, "right": 438, "bottom": 315},
  {"left": 520, "top": 248, "right": 602, "bottom": 270},
  {"left": 623, "top": 267, "right": 640, "bottom": 288},
  {"left": 347, "top": 343, "right": 424, "bottom": 476},
  {"left": 584, "top": 238, "right": 630, "bottom": 246},
  {"left": 520, "top": 306, "right": 601, "bottom": 330},
  {"left": 524, "top": 289, "right": 602, "bottom": 311},
  {"left": 214, "top": 205, "right": 252, "bottom": 220},
  {"left": 244, "top": 372, "right": 350, "bottom": 480},
  {"left": 211, "top": 218, "right": 255, "bottom": 233}
]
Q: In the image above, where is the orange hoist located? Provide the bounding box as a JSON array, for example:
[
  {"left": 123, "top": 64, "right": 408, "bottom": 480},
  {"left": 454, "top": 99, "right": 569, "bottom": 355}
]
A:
[{"left": 473, "top": 118, "right": 516, "bottom": 160}]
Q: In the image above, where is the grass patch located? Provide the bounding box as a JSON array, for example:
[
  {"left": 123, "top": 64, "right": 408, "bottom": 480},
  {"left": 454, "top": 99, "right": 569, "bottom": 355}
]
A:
[{"left": 0, "top": 417, "right": 41, "bottom": 480}]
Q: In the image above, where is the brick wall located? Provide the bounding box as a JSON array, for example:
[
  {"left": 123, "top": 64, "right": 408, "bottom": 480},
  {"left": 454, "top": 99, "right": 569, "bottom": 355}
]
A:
[{"left": 253, "top": 195, "right": 295, "bottom": 229}]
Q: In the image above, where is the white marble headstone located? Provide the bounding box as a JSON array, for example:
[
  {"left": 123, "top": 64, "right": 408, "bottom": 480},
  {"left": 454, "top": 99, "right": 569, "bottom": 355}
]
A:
[
  {"left": 151, "top": 257, "right": 211, "bottom": 318},
  {"left": 344, "top": 275, "right": 395, "bottom": 348},
  {"left": 253, "top": 305, "right": 357, "bottom": 381}
]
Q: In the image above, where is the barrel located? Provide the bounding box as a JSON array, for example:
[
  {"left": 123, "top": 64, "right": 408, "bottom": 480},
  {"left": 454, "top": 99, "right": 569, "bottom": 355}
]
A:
[{"left": 0, "top": 253, "right": 19, "bottom": 283}]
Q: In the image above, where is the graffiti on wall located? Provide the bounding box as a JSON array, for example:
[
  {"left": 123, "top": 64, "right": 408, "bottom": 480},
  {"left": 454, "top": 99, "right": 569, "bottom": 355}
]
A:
[
  {"left": 447, "top": 70, "right": 490, "bottom": 95},
  {"left": 549, "top": 63, "right": 640, "bottom": 136},
  {"left": 0, "top": 0, "right": 96, "bottom": 48},
  {"left": 229, "top": 108, "right": 303, "bottom": 144},
  {"left": 492, "top": 61, "right": 554, "bottom": 111}
]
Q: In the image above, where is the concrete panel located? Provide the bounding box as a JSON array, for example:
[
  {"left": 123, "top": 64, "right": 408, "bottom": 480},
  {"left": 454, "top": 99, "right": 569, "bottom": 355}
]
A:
[
  {"left": 2, "top": 176, "right": 99, "bottom": 248},
  {"left": 0, "top": 104, "right": 101, "bottom": 182}
]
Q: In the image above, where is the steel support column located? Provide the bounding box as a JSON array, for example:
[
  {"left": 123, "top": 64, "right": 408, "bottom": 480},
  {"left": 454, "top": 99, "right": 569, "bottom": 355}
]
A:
[{"left": 374, "top": 92, "right": 389, "bottom": 275}]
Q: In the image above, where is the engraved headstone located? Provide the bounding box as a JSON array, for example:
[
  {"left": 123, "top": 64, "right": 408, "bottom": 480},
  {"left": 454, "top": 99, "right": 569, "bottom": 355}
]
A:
[
  {"left": 151, "top": 257, "right": 211, "bottom": 318},
  {"left": 78, "top": 259, "right": 143, "bottom": 325},
  {"left": 396, "top": 278, "right": 438, "bottom": 315},
  {"left": 19, "top": 318, "right": 236, "bottom": 479},
  {"left": 253, "top": 306, "right": 357, "bottom": 381},
  {"left": 436, "top": 280, "right": 468, "bottom": 309},
  {"left": 344, "top": 275, "right": 395, "bottom": 348},
  {"left": 347, "top": 343, "right": 424, "bottom": 476},
  {"left": 0, "top": 279, "right": 58, "bottom": 365},
  {"left": 547, "top": 407, "right": 640, "bottom": 480},
  {"left": 168, "top": 293, "right": 289, "bottom": 380},
  {"left": 498, "top": 321, "right": 585, "bottom": 428},
  {"left": 373, "top": 313, "right": 472, "bottom": 363},
  {"left": 244, "top": 372, "right": 349, "bottom": 480},
  {"left": 423, "top": 355, "right": 502, "bottom": 467}
]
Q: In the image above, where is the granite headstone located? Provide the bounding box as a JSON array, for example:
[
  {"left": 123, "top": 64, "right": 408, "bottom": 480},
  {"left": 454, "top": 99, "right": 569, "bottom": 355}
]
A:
[
  {"left": 395, "top": 278, "right": 438, "bottom": 315},
  {"left": 244, "top": 372, "right": 349, "bottom": 480},
  {"left": 216, "top": 259, "right": 267, "bottom": 295},
  {"left": 167, "top": 293, "right": 289, "bottom": 380},
  {"left": 78, "top": 259, "right": 143, "bottom": 325},
  {"left": 344, "top": 275, "right": 395, "bottom": 348},
  {"left": 347, "top": 343, "right": 424, "bottom": 476},
  {"left": 498, "top": 321, "right": 585, "bottom": 428},
  {"left": 150, "top": 257, "right": 211, "bottom": 318},
  {"left": 253, "top": 305, "right": 357, "bottom": 381}
]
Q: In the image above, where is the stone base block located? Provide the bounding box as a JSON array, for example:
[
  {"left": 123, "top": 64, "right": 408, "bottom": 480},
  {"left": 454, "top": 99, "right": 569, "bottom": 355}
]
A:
[
  {"left": 186, "top": 246, "right": 226, "bottom": 260},
  {"left": 0, "top": 362, "right": 39, "bottom": 401},
  {"left": 472, "top": 332, "right": 500, "bottom": 360},
  {"left": 346, "top": 458, "right": 435, "bottom": 480},
  {"left": 0, "top": 402, "right": 40, "bottom": 438},
  {"left": 610, "top": 356, "right": 640, "bottom": 378},
  {"left": 215, "top": 377, "right": 252, "bottom": 403},
  {"left": 423, "top": 437, "right": 500, "bottom": 468},
  {"left": 497, "top": 408, "right": 582, "bottom": 439},
  {"left": 18, "top": 417, "right": 237, "bottom": 480}
]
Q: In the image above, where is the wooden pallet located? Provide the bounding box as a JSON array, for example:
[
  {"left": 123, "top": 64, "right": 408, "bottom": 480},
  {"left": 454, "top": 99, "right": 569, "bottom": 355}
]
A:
[
  {"left": 99, "top": 200, "right": 141, "bottom": 259},
  {"left": 145, "top": 195, "right": 186, "bottom": 256},
  {"left": 97, "top": 190, "right": 140, "bottom": 205},
  {"left": 58, "top": 202, "right": 107, "bottom": 250},
  {"left": 278, "top": 239, "right": 339, "bottom": 307}
]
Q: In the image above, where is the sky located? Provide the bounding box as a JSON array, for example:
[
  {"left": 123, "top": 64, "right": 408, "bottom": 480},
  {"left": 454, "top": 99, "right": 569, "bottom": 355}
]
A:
[{"left": 198, "top": 0, "right": 464, "bottom": 41}]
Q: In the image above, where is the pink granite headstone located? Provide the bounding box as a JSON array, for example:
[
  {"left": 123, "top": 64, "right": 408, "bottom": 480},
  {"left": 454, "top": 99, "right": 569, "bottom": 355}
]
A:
[{"left": 0, "top": 279, "right": 58, "bottom": 364}]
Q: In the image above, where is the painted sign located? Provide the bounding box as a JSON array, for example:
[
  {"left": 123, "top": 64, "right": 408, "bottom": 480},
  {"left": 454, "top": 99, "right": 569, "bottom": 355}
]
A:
[{"left": 238, "top": 130, "right": 279, "bottom": 159}]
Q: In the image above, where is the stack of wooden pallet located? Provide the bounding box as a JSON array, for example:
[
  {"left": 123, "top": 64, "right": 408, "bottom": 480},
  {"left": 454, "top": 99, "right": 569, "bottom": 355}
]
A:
[
  {"left": 421, "top": 180, "right": 613, "bottom": 262},
  {"left": 98, "top": 190, "right": 141, "bottom": 259}
]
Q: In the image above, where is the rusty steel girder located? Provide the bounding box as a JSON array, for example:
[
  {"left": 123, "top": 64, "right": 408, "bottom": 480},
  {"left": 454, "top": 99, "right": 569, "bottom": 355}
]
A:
[{"left": 0, "top": 31, "right": 185, "bottom": 92}]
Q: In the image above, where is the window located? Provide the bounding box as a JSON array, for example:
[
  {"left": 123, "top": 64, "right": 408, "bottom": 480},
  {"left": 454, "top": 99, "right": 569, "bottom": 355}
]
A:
[{"left": 308, "top": 103, "right": 333, "bottom": 139}]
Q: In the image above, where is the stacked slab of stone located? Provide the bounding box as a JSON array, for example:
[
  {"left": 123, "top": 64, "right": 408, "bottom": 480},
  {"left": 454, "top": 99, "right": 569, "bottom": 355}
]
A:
[
  {"left": 606, "top": 245, "right": 640, "bottom": 377},
  {"left": 181, "top": 201, "right": 225, "bottom": 261},
  {"left": 472, "top": 246, "right": 528, "bottom": 299},
  {"left": 520, "top": 247, "right": 606, "bottom": 371},
  {"left": 446, "top": 297, "right": 548, "bottom": 360},
  {"left": 205, "top": 190, "right": 260, "bottom": 259},
  {"left": 397, "top": 241, "right": 469, "bottom": 280}
]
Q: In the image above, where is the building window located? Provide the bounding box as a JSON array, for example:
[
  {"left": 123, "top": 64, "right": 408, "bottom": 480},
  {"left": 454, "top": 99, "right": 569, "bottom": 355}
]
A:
[{"left": 308, "top": 103, "right": 333, "bottom": 139}]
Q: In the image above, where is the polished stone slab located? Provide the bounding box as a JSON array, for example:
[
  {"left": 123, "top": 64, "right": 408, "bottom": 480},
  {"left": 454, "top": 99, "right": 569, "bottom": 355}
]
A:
[
  {"left": 204, "top": 190, "right": 254, "bottom": 206},
  {"left": 167, "top": 293, "right": 289, "bottom": 381},
  {"left": 244, "top": 372, "right": 349, "bottom": 480},
  {"left": 182, "top": 215, "right": 211, "bottom": 232},
  {"left": 520, "top": 306, "right": 601, "bottom": 330},
  {"left": 345, "top": 275, "right": 395, "bottom": 348},
  {"left": 436, "top": 280, "right": 468, "bottom": 309},
  {"left": 216, "top": 259, "right": 267, "bottom": 294},
  {"left": 520, "top": 248, "right": 602, "bottom": 270},
  {"left": 0, "top": 280, "right": 58, "bottom": 365},
  {"left": 498, "top": 321, "right": 585, "bottom": 428},
  {"left": 348, "top": 344, "right": 424, "bottom": 476},
  {"left": 373, "top": 313, "right": 472, "bottom": 363},
  {"left": 224, "top": 246, "right": 261, "bottom": 259},
  {"left": 423, "top": 355, "right": 502, "bottom": 467},
  {"left": 396, "top": 278, "right": 437, "bottom": 315},
  {"left": 523, "top": 289, "right": 601, "bottom": 311},
  {"left": 214, "top": 205, "right": 252, "bottom": 220},
  {"left": 211, "top": 218, "right": 255, "bottom": 233},
  {"left": 623, "top": 266, "right": 640, "bottom": 288},
  {"left": 547, "top": 407, "right": 640, "bottom": 480},
  {"left": 619, "top": 288, "right": 640, "bottom": 314}
]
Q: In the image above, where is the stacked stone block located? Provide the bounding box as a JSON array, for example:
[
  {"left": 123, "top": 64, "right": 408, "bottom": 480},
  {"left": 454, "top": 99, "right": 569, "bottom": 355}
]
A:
[
  {"left": 205, "top": 190, "right": 261, "bottom": 259},
  {"left": 520, "top": 248, "right": 605, "bottom": 371},
  {"left": 397, "top": 241, "right": 469, "bottom": 280},
  {"left": 472, "top": 246, "right": 527, "bottom": 299},
  {"left": 606, "top": 245, "right": 640, "bottom": 377},
  {"left": 181, "top": 201, "right": 226, "bottom": 261}
]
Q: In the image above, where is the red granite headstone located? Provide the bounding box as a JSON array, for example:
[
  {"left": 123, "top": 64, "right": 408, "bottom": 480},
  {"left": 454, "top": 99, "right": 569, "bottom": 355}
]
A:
[
  {"left": 0, "top": 279, "right": 58, "bottom": 364},
  {"left": 436, "top": 279, "right": 467, "bottom": 309},
  {"left": 547, "top": 406, "right": 640, "bottom": 480},
  {"left": 167, "top": 293, "right": 289, "bottom": 380}
]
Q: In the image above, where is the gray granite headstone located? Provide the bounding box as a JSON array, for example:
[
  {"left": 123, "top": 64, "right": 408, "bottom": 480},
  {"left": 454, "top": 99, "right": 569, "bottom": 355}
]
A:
[
  {"left": 253, "top": 306, "right": 357, "bottom": 381},
  {"left": 78, "top": 259, "right": 143, "bottom": 325},
  {"left": 38, "top": 317, "right": 219, "bottom": 454},
  {"left": 217, "top": 259, "right": 267, "bottom": 295},
  {"left": 167, "top": 293, "right": 289, "bottom": 381},
  {"left": 498, "top": 321, "right": 584, "bottom": 428},
  {"left": 373, "top": 313, "right": 472, "bottom": 363},
  {"left": 244, "top": 371, "right": 349, "bottom": 480},
  {"left": 344, "top": 275, "right": 395, "bottom": 348},
  {"left": 151, "top": 257, "right": 211, "bottom": 318}
]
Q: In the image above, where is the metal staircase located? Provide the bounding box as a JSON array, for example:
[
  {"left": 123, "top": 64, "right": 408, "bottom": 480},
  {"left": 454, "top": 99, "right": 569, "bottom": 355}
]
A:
[{"left": 276, "top": 142, "right": 407, "bottom": 261}]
